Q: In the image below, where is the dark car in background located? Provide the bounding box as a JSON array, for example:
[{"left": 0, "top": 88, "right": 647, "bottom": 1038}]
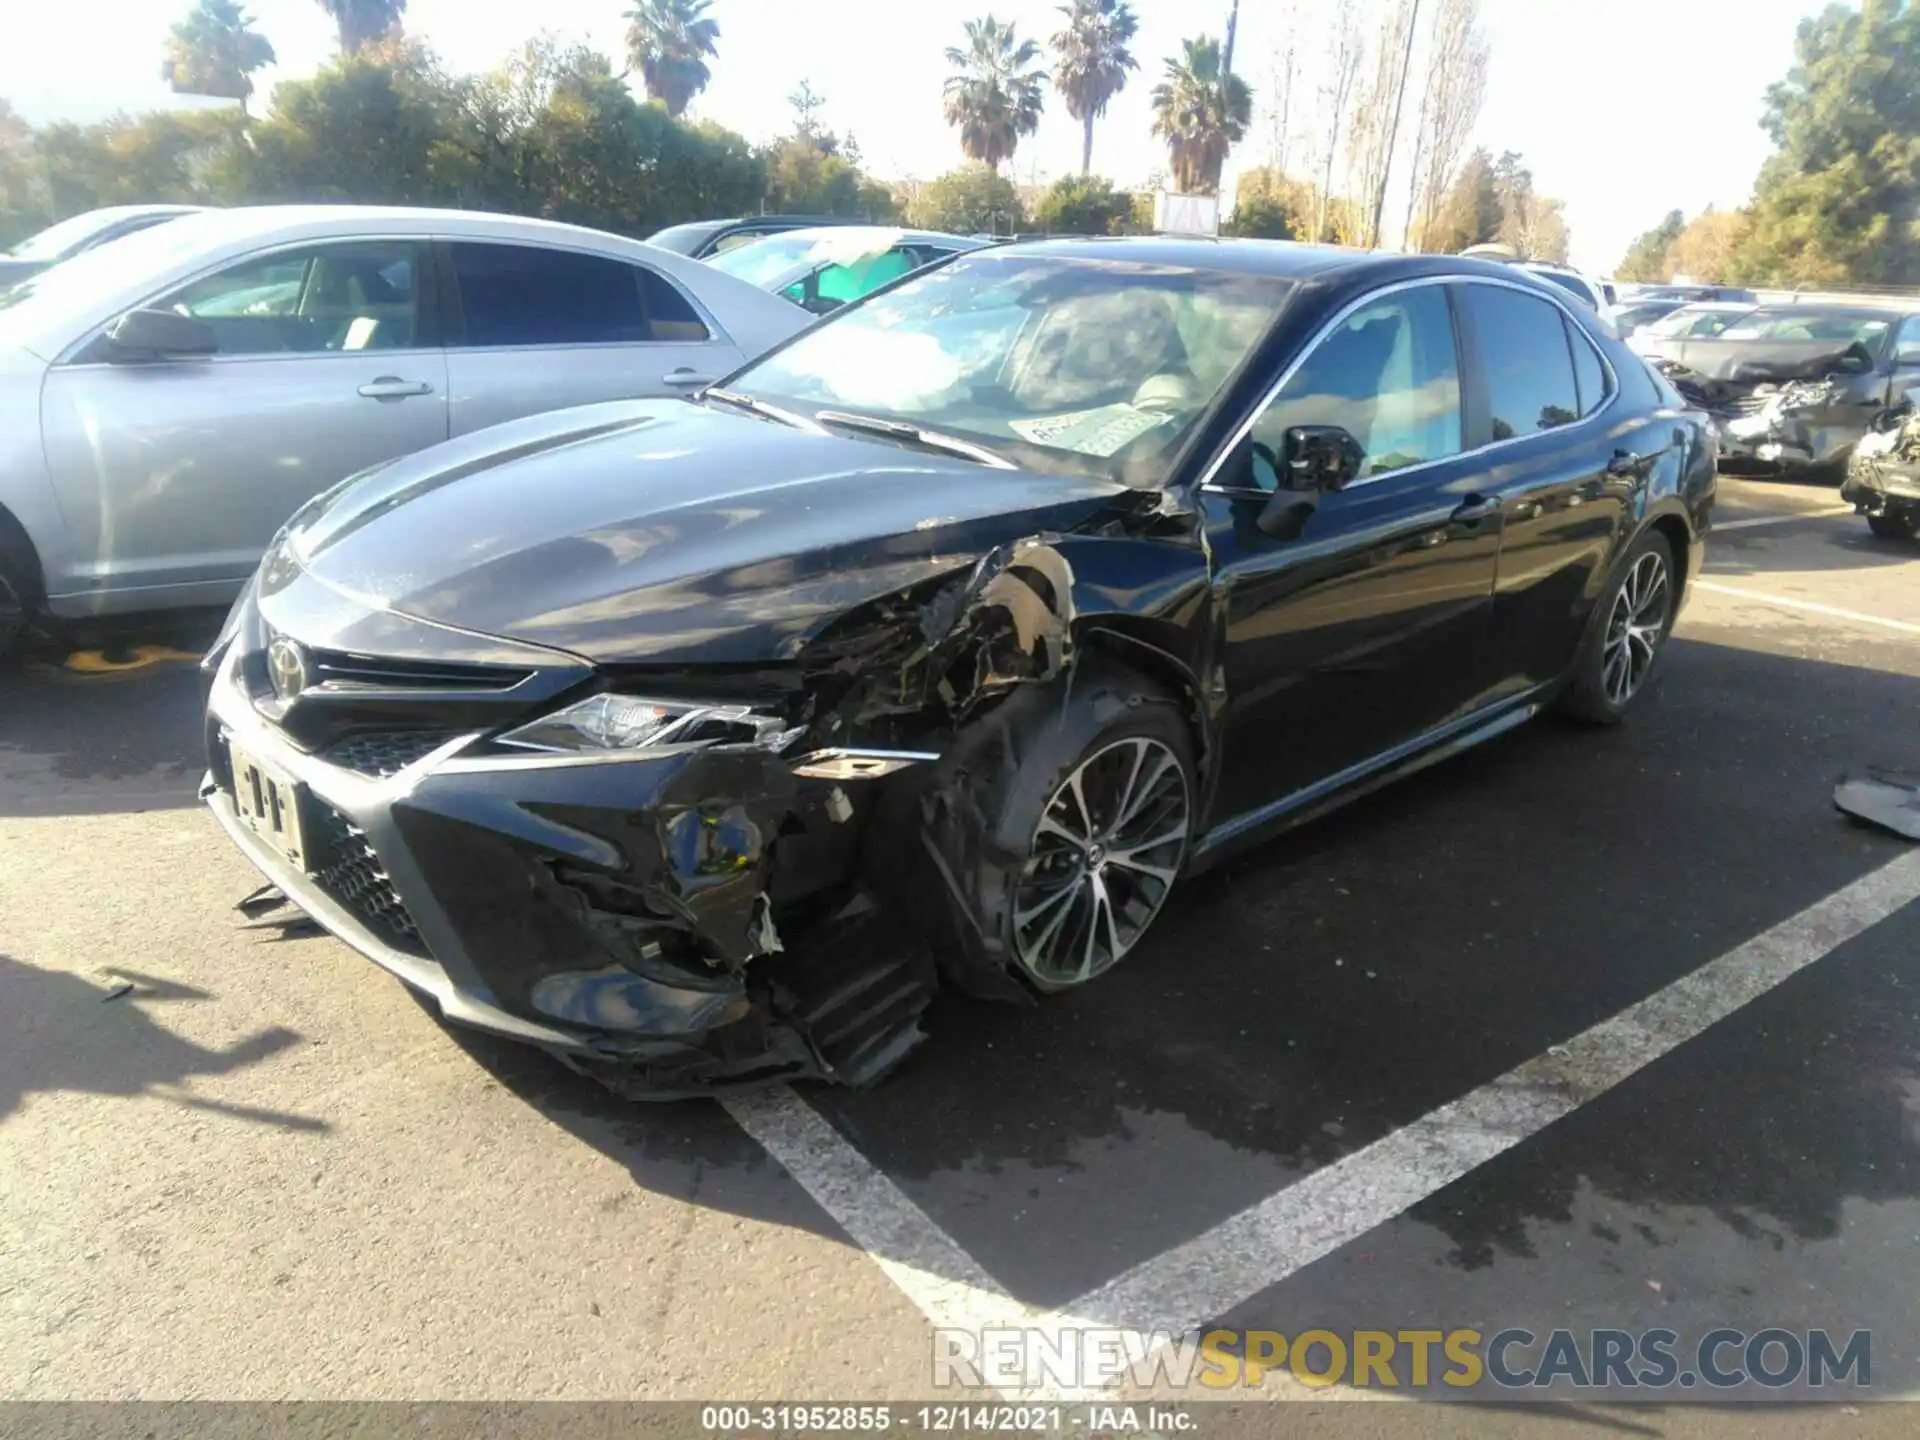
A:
[
  {"left": 706, "top": 226, "right": 986, "bottom": 316},
  {"left": 1633, "top": 283, "right": 1760, "bottom": 305},
  {"left": 645, "top": 214, "right": 880, "bottom": 260},
  {"left": 0, "top": 204, "right": 203, "bottom": 289},
  {"left": 201, "top": 241, "right": 1713, "bottom": 1096},
  {"left": 1637, "top": 304, "right": 1920, "bottom": 473}
]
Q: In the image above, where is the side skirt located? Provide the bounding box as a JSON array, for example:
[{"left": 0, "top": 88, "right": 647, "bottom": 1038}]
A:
[{"left": 1186, "top": 684, "right": 1558, "bottom": 874}]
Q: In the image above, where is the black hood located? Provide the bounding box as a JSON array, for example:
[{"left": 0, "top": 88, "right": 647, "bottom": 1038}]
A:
[
  {"left": 1670, "top": 337, "right": 1875, "bottom": 385},
  {"left": 278, "top": 399, "right": 1131, "bottom": 665}
]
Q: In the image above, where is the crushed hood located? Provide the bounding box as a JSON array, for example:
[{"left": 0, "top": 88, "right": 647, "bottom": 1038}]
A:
[
  {"left": 281, "top": 398, "right": 1129, "bottom": 664},
  {"left": 1670, "top": 338, "right": 1872, "bottom": 386}
]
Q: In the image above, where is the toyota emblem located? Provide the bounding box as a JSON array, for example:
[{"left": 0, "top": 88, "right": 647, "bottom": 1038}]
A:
[{"left": 266, "top": 636, "right": 310, "bottom": 701}]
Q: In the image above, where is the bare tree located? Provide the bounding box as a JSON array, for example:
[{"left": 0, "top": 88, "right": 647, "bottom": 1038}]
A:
[
  {"left": 1260, "top": 0, "right": 1303, "bottom": 173},
  {"left": 1312, "top": 0, "right": 1366, "bottom": 242},
  {"left": 1408, "top": 0, "right": 1488, "bottom": 249},
  {"left": 1346, "top": 0, "right": 1421, "bottom": 249}
]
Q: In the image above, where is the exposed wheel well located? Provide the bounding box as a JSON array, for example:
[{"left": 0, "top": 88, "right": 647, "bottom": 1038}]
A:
[
  {"left": 1073, "top": 625, "right": 1212, "bottom": 778},
  {"left": 0, "top": 502, "right": 46, "bottom": 605}
]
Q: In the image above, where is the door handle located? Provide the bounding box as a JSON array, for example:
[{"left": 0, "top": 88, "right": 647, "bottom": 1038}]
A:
[
  {"left": 357, "top": 377, "right": 433, "bottom": 399},
  {"left": 1448, "top": 493, "right": 1503, "bottom": 527},
  {"left": 1606, "top": 446, "right": 1663, "bottom": 477},
  {"left": 662, "top": 369, "right": 716, "bottom": 388}
]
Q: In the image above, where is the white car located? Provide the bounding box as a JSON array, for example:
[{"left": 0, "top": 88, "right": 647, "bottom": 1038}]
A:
[{"left": 0, "top": 206, "right": 809, "bottom": 650}]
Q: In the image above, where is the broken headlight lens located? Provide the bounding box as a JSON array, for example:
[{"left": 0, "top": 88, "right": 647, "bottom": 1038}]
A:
[{"left": 498, "top": 694, "right": 798, "bottom": 755}]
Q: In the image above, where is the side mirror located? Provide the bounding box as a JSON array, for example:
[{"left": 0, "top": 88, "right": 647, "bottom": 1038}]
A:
[
  {"left": 1834, "top": 341, "right": 1875, "bottom": 376},
  {"left": 104, "top": 307, "right": 217, "bottom": 362},
  {"left": 1280, "top": 424, "right": 1366, "bottom": 492}
]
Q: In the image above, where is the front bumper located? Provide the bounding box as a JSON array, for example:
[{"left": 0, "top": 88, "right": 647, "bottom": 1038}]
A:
[
  {"left": 202, "top": 638, "right": 929, "bottom": 1096},
  {"left": 1841, "top": 452, "right": 1920, "bottom": 513}
]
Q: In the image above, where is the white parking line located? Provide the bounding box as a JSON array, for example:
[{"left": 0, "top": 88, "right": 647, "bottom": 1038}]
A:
[
  {"left": 1694, "top": 579, "right": 1920, "bottom": 636},
  {"left": 731, "top": 849, "right": 1920, "bottom": 1394},
  {"left": 1713, "top": 508, "right": 1855, "bottom": 532}
]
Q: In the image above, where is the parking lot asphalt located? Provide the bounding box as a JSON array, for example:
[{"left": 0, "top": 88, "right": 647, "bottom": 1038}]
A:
[{"left": 4, "top": 475, "right": 1919, "bottom": 1425}]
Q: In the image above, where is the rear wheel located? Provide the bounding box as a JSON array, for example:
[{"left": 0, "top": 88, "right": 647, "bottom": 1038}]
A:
[
  {"left": 1867, "top": 508, "right": 1919, "bottom": 541},
  {"left": 1557, "top": 531, "right": 1677, "bottom": 725}
]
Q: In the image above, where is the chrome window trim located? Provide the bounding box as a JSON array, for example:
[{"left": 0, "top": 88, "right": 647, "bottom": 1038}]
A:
[
  {"left": 52, "top": 232, "right": 438, "bottom": 370},
  {"left": 1196, "top": 273, "right": 1621, "bottom": 496}
]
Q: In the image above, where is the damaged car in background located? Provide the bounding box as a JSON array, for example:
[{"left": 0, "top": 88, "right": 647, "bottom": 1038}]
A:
[
  {"left": 1842, "top": 390, "right": 1920, "bottom": 540},
  {"left": 201, "top": 241, "right": 1714, "bottom": 1097},
  {"left": 1639, "top": 303, "right": 1920, "bottom": 476}
]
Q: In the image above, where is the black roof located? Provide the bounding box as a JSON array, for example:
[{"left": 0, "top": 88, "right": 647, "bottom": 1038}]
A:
[{"left": 981, "top": 234, "right": 1547, "bottom": 288}]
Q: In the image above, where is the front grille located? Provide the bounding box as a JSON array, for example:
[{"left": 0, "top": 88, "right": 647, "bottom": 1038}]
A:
[
  {"left": 322, "top": 730, "right": 461, "bottom": 779},
  {"left": 308, "top": 801, "right": 426, "bottom": 955},
  {"left": 1729, "top": 392, "right": 1773, "bottom": 417},
  {"left": 307, "top": 651, "right": 532, "bottom": 692}
]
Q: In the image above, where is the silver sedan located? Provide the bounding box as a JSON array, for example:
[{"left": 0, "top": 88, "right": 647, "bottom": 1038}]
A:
[{"left": 0, "top": 205, "right": 811, "bottom": 650}]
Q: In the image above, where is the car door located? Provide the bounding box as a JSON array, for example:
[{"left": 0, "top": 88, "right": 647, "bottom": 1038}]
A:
[
  {"left": 38, "top": 238, "right": 447, "bottom": 598},
  {"left": 1452, "top": 280, "right": 1634, "bottom": 696},
  {"left": 439, "top": 241, "right": 744, "bottom": 435},
  {"left": 1883, "top": 314, "right": 1920, "bottom": 404},
  {"left": 1203, "top": 279, "right": 1504, "bottom": 816}
]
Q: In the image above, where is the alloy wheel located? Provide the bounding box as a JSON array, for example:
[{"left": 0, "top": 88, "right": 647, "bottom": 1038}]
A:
[
  {"left": 1601, "top": 550, "right": 1671, "bottom": 707},
  {"left": 1011, "top": 735, "right": 1192, "bottom": 987}
]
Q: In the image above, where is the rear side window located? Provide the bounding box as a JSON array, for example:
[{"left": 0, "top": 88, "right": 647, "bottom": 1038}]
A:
[
  {"left": 449, "top": 243, "right": 709, "bottom": 347},
  {"left": 1465, "top": 285, "right": 1580, "bottom": 438},
  {"left": 1565, "top": 317, "right": 1609, "bottom": 416}
]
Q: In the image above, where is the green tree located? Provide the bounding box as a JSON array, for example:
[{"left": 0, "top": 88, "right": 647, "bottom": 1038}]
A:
[
  {"left": 1032, "top": 173, "right": 1134, "bottom": 234},
  {"left": 35, "top": 110, "right": 238, "bottom": 216},
  {"left": 161, "top": 0, "right": 277, "bottom": 115},
  {"left": 1149, "top": 35, "right": 1251, "bottom": 195},
  {"left": 1049, "top": 0, "right": 1138, "bottom": 176},
  {"left": 0, "top": 100, "right": 50, "bottom": 247},
  {"left": 314, "top": 0, "right": 404, "bottom": 56},
  {"left": 1418, "top": 144, "right": 1500, "bottom": 252},
  {"left": 1616, "top": 208, "right": 1684, "bottom": 282},
  {"left": 1226, "top": 167, "right": 1309, "bottom": 240},
  {"left": 626, "top": 0, "right": 720, "bottom": 119},
  {"left": 1732, "top": 0, "right": 1920, "bottom": 287},
  {"left": 908, "top": 164, "right": 1025, "bottom": 235},
  {"left": 943, "top": 16, "right": 1046, "bottom": 168}
]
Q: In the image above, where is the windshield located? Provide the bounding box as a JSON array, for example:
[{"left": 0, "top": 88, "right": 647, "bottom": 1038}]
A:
[
  {"left": 1646, "top": 306, "right": 1723, "bottom": 338},
  {"left": 728, "top": 252, "right": 1294, "bottom": 485},
  {"left": 710, "top": 230, "right": 902, "bottom": 288},
  {"left": 1718, "top": 310, "right": 1894, "bottom": 344},
  {"left": 7, "top": 210, "right": 125, "bottom": 262},
  {"left": 1617, "top": 302, "right": 1682, "bottom": 328}
]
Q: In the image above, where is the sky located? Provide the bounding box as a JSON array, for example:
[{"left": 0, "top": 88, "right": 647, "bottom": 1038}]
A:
[{"left": 3, "top": 0, "right": 1830, "bottom": 273}]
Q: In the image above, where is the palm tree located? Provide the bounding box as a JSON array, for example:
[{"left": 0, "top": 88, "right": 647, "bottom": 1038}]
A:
[
  {"left": 314, "top": 0, "right": 405, "bottom": 56},
  {"left": 161, "top": 0, "right": 276, "bottom": 115},
  {"left": 1150, "top": 35, "right": 1252, "bottom": 195},
  {"left": 943, "top": 16, "right": 1046, "bottom": 169},
  {"left": 626, "top": 0, "right": 721, "bottom": 118},
  {"left": 1050, "top": 0, "right": 1137, "bottom": 176}
]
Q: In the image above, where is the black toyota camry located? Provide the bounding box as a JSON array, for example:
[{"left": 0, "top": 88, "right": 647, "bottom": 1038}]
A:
[{"left": 202, "top": 238, "right": 1715, "bottom": 1096}]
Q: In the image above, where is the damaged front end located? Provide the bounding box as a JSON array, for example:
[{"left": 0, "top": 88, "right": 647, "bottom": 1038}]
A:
[
  {"left": 1841, "top": 402, "right": 1920, "bottom": 532},
  {"left": 1709, "top": 377, "right": 1860, "bottom": 470},
  {"left": 207, "top": 529, "right": 1101, "bottom": 1099}
]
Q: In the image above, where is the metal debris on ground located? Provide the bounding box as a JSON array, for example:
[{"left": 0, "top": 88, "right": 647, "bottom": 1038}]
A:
[{"left": 1833, "top": 768, "right": 1920, "bottom": 841}]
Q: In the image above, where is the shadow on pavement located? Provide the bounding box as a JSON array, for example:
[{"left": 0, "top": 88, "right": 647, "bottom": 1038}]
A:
[{"left": 0, "top": 954, "right": 324, "bottom": 1131}]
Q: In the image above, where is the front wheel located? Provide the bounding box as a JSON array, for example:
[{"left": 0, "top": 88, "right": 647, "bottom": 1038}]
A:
[
  {"left": 0, "top": 551, "right": 31, "bottom": 662},
  {"left": 1557, "top": 531, "right": 1677, "bottom": 725},
  {"left": 1867, "top": 508, "right": 1919, "bottom": 541}
]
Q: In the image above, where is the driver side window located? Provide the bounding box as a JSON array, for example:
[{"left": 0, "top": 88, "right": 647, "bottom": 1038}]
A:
[
  {"left": 1895, "top": 314, "right": 1920, "bottom": 366},
  {"left": 155, "top": 241, "right": 424, "bottom": 356},
  {"left": 1239, "top": 284, "right": 1463, "bottom": 490}
]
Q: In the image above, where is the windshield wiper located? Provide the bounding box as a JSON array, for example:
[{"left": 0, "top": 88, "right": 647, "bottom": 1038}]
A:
[
  {"left": 701, "top": 387, "right": 815, "bottom": 431},
  {"left": 814, "top": 410, "right": 1016, "bottom": 469}
]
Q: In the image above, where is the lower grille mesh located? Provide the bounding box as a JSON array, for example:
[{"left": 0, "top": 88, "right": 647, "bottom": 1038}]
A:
[
  {"left": 309, "top": 802, "right": 426, "bottom": 955},
  {"left": 322, "top": 731, "right": 460, "bottom": 779}
]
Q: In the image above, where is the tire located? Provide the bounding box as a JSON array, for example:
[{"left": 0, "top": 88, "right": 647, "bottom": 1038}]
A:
[
  {"left": 920, "top": 668, "right": 1197, "bottom": 995},
  {"left": 1867, "top": 508, "right": 1919, "bottom": 541},
  {"left": 1557, "top": 530, "right": 1678, "bottom": 725}
]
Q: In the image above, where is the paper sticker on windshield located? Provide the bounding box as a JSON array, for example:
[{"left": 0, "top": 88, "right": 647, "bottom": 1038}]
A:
[{"left": 1011, "top": 404, "right": 1172, "bottom": 457}]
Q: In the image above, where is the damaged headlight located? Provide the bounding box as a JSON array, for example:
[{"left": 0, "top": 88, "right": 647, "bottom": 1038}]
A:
[{"left": 499, "top": 693, "right": 802, "bottom": 755}]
